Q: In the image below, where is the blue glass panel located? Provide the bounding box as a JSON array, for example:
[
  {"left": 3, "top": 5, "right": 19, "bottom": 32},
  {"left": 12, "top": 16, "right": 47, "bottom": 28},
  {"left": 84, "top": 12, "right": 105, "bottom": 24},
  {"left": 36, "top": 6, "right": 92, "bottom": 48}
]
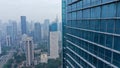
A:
[
  {"left": 106, "top": 20, "right": 114, "bottom": 33},
  {"left": 114, "top": 36, "right": 120, "bottom": 51},
  {"left": 115, "top": 20, "right": 120, "bottom": 34},
  {"left": 106, "top": 35, "right": 113, "bottom": 48},
  {"left": 117, "top": 2, "right": 120, "bottom": 17},
  {"left": 100, "top": 20, "right": 107, "bottom": 32},
  {"left": 113, "top": 53, "right": 120, "bottom": 67},
  {"left": 102, "top": 3, "right": 116, "bottom": 18}
]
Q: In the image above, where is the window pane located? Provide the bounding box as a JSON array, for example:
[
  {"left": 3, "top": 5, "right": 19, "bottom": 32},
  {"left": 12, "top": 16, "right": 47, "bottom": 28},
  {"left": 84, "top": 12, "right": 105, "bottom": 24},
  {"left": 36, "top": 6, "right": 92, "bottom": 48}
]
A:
[
  {"left": 106, "top": 35, "right": 113, "bottom": 48},
  {"left": 114, "top": 36, "right": 120, "bottom": 51},
  {"left": 115, "top": 20, "right": 120, "bottom": 34},
  {"left": 117, "top": 2, "right": 120, "bottom": 17},
  {"left": 100, "top": 20, "right": 107, "bottom": 32},
  {"left": 113, "top": 53, "right": 120, "bottom": 67},
  {"left": 107, "top": 20, "right": 114, "bottom": 33}
]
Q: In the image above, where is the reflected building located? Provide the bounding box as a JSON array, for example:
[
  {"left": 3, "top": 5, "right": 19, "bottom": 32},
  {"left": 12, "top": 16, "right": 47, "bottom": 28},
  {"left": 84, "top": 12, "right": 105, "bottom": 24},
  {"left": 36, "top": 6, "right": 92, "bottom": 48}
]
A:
[{"left": 62, "top": 0, "right": 120, "bottom": 68}]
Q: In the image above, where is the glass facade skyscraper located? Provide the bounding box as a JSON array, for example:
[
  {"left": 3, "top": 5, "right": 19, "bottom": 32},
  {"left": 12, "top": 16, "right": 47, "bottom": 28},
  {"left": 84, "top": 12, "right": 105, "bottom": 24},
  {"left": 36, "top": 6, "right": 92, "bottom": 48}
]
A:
[
  {"left": 34, "top": 23, "right": 41, "bottom": 44},
  {"left": 62, "top": 0, "right": 120, "bottom": 68},
  {"left": 21, "top": 16, "right": 27, "bottom": 34}
]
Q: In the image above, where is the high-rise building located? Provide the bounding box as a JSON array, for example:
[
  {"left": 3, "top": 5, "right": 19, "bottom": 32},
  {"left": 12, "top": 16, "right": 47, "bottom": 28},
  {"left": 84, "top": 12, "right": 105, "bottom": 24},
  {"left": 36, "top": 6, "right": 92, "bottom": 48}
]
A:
[
  {"left": 43, "top": 19, "right": 50, "bottom": 40},
  {"left": 6, "top": 25, "right": 14, "bottom": 46},
  {"left": 6, "top": 36, "right": 11, "bottom": 46},
  {"left": 10, "top": 21, "right": 18, "bottom": 46},
  {"left": 50, "top": 23, "right": 58, "bottom": 31},
  {"left": 49, "top": 23, "right": 59, "bottom": 59},
  {"left": 25, "top": 36, "right": 34, "bottom": 66},
  {"left": 0, "top": 42, "right": 2, "bottom": 54},
  {"left": 42, "top": 19, "right": 50, "bottom": 55},
  {"left": 6, "top": 21, "right": 17, "bottom": 46},
  {"left": 34, "top": 23, "right": 41, "bottom": 44},
  {"left": 62, "top": 0, "right": 120, "bottom": 68},
  {"left": 21, "top": 16, "right": 27, "bottom": 34},
  {"left": 6, "top": 25, "right": 13, "bottom": 37}
]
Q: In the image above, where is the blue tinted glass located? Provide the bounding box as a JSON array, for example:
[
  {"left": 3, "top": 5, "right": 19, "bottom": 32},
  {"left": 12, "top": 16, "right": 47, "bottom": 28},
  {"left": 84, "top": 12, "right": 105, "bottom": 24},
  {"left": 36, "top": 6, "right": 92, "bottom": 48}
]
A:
[
  {"left": 113, "top": 53, "right": 120, "bottom": 67},
  {"left": 107, "top": 20, "right": 114, "bottom": 33},
  {"left": 102, "top": 3, "right": 116, "bottom": 18},
  {"left": 117, "top": 2, "right": 120, "bottom": 17},
  {"left": 106, "top": 35, "right": 113, "bottom": 48},
  {"left": 114, "top": 36, "right": 120, "bottom": 51},
  {"left": 99, "top": 34, "right": 105, "bottom": 46},
  {"left": 115, "top": 20, "right": 120, "bottom": 34},
  {"left": 100, "top": 20, "right": 107, "bottom": 32},
  {"left": 91, "top": 7, "right": 101, "bottom": 18}
]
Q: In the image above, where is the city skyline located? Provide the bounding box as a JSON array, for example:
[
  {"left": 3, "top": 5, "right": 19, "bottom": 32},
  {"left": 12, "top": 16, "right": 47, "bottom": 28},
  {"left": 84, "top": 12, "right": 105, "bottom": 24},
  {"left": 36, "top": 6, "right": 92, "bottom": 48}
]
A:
[{"left": 0, "top": 0, "right": 61, "bottom": 23}]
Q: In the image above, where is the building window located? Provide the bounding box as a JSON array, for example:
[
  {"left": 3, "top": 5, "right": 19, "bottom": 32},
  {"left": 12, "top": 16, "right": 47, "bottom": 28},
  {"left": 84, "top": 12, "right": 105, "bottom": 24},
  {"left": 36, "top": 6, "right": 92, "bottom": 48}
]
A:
[
  {"left": 115, "top": 20, "right": 120, "bottom": 34},
  {"left": 114, "top": 36, "right": 120, "bottom": 51},
  {"left": 113, "top": 53, "right": 120, "bottom": 67},
  {"left": 117, "top": 2, "right": 120, "bottom": 17},
  {"left": 106, "top": 20, "right": 114, "bottom": 33},
  {"left": 106, "top": 35, "right": 113, "bottom": 48},
  {"left": 100, "top": 20, "right": 107, "bottom": 32},
  {"left": 102, "top": 3, "right": 116, "bottom": 18}
]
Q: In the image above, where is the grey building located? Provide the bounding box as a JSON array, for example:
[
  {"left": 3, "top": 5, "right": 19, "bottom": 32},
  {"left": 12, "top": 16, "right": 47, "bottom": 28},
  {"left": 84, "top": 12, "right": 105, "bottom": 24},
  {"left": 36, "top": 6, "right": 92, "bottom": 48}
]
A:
[
  {"left": 21, "top": 16, "right": 27, "bottom": 34},
  {"left": 25, "top": 37, "right": 34, "bottom": 66},
  {"left": 34, "top": 23, "right": 41, "bottom": 44}
]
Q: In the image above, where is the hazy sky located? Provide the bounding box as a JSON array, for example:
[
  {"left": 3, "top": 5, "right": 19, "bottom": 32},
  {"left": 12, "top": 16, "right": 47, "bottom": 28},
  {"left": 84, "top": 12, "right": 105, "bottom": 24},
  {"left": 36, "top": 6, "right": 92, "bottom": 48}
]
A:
[{"left": 0, "top": 0, "right": 61, "bottom": 23}]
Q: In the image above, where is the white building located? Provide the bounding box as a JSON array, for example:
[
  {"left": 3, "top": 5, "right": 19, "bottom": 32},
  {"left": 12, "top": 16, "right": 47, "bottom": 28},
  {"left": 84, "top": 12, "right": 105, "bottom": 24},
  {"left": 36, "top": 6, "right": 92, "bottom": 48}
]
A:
[
  {"left": 49, "top": 32, "right": 59, "bottom": 59},
  {"left": 25, "top": 37, "right": 34, "bottom": 66},
  {"left": 40, "top": 53, "right": 48, "bottom": 63}
]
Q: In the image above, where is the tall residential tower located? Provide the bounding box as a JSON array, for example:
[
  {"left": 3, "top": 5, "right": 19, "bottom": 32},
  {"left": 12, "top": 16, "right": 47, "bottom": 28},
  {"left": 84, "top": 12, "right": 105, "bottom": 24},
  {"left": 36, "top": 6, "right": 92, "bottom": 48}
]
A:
[{"left": 25, "top": 37, "right": 34, "bottom": 66}]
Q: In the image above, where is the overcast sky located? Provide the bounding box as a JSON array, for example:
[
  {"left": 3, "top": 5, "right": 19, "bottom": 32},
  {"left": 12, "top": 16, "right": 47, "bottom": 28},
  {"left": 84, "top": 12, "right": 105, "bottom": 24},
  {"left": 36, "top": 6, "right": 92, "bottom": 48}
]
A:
[{"left": 0, "top": 0, "right": 61, "bottom": 23}]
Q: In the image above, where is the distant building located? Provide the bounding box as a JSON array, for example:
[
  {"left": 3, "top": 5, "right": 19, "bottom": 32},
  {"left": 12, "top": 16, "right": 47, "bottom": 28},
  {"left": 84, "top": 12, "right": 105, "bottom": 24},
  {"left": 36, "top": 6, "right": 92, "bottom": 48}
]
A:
[
  {"left": 25, "top": 36, "right": 34, "bottom": 66},
  {"left": 0, "top": 42, "right": 2, "bottom": 54},
  {"left": 43, "top": 19, "right": 50, "bottom": 40},
  {"left": 49, "top": 31, "right": 59, "bottom": 59},
  {"left": 21, "top": 16, "right": 27, "bottom": 34},
  {"left": 50, "top": 23, "right": 58, "bottom": 31},
  {"left": 40, "top": 52, "right": 48, "bottom": 63},
  {"left": 10, "top": 21, "right": 18, "bottom": 46},
  {"left": 6, "top": 36, "right": 11, "bottom": 46},
  {"left": 34, "top": 23, "right": 41, "bottom": 44},
  {"left": 49, "top": 22, "right": 59, "bottom": 59},
  {"left": 20, "top": 34, "right": 28, "bottom": 53},
  {"left": 6, "top": 25, "right": 13, "bottom": 45},
  {"left": 42, "top": 19, "right": 50, "bottom": 55}
]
